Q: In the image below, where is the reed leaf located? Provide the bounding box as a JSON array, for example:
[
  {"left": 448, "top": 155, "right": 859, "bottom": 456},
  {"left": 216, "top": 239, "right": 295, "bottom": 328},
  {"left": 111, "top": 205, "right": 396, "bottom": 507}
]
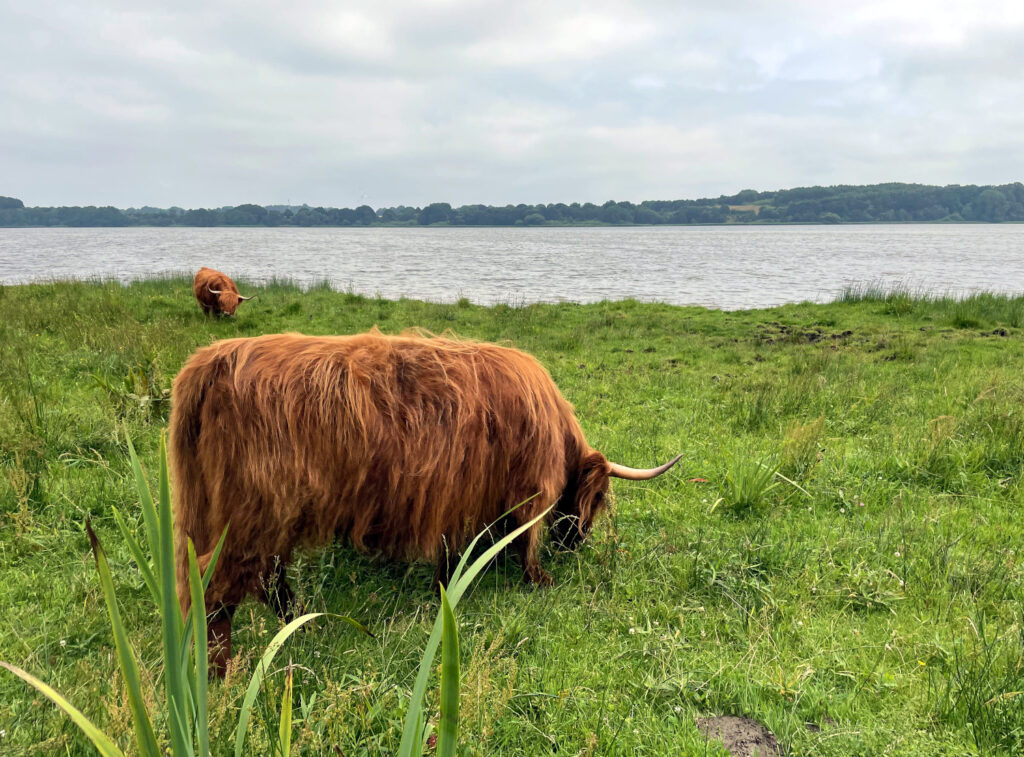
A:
[
  {"left": 398, "top": 501, "right": 552, "bottom": 756},
  {"left": 180, "top": 524, "right": 229, "bottom": 675},
  {"left": 155, "top": 434, "right": 191, "bottom": 756},
  {"left": 127, "top": 436, "right": 160, "bottom": 572},
  {"left": 111, "top": 505, "right": 160, "bottom": 604},
  {"left": 85, "top": 520, "right": 161, "bottom": 757},
  {"left": 279, "top": 664, "right": 294, "bottom": 757},
  {"left": 187, "top": 540, "right": 210, "bottom": 757},
  {"left": 233, "top": 613, "right": 323, "bottom": 757},
  {"left": 0, "top": 661, "right": 128, "bottom": 757},
  {"left": 437, "top": 585, "right": 460, "bottom": 757}
]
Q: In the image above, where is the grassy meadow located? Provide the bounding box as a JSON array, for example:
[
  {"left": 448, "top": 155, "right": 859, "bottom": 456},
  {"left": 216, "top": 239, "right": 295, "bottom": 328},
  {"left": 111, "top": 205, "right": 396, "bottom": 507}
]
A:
[{"left": 2, "top": 278, "right": 1024, "bottom": 755}]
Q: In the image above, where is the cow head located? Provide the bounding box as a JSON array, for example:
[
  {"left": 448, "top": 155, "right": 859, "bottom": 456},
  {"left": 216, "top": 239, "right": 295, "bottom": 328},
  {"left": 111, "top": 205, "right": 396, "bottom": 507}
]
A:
[
  {"left": 553, "top": 450, "right": 611, "bottom": 550},
  {"left": 553, "top": 450, "right": 683, "bottom": 550},
  {"left": 208, "top": 286, "right": 255, "bottom": 316}
]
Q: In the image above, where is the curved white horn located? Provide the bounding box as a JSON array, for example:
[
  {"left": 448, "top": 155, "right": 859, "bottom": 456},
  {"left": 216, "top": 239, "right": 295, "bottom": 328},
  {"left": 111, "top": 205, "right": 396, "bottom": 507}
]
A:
[
  {"left": 207, "top": 286, "right": 222, "bottom": 295},
  {"left": 238, "top": 293, "right": 256, "bottom": 301},
  {"left": 608, "top": 453, "right": 683, "bottom": 481}
]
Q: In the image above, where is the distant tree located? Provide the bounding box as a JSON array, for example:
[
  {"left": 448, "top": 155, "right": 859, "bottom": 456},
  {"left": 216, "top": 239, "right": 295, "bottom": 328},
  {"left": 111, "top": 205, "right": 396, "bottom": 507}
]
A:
[
  {"left": 972, "top": 189, "right": 1009, "bottom": 221},
  {"left": 543, "top": 203, "right": 568, "bottom": 222},
  {"left": 382, "top": 206, "right": 419, "bottom": 224},
  {"left": 418, "top": 202, "right": 452, "bottom": 225},
  {"left": 293, "top": 207, "right": 327, "bottom": 226},
  {"left": 225, "top": 204, "right": 268, "bottom": 225},
  {"left": 633, "top": 207, "right": 663, "bottom": 224},
  {"left": 183, "top": 208, "right": 217, "bottom": 226},
  {"left": 523, "top": 212, "right": 546, "bottom": 226},
  {"left": 5, "top": 183, "right": 1024, "bottom": 227},
  {"left": 328, "top": 207, "right": 357, "bottom": 225},
  {"left": 600, "top": 201, "right": 634, "bottom": 224},
  {"left": 354, "top": 205, "right": 377, "bottom": 225}
]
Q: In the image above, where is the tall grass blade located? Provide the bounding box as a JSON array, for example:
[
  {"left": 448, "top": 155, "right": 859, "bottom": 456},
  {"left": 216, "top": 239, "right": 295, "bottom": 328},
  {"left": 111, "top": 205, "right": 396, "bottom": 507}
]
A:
[
  {"left": 773, "top": 470, "right": 811, "bottom": 498},
  {"left": 127, "top": 436, "right": 160, "bottom": 569},
  {"left": 155, "top": 434, "right": 191, "bottom": 756},
  {"left": 187, "top": 540, "right": 210, "bottom": 757},
  {"left": 436, "top": 585, "right": 460, "bottom": 757},
  {"left": 233, "top": 613, "right": 323, "bottom": 757},
  {"left": 279, "top": 665, "right": 294, "bottom": 757},
  {"left": 398, "top": 502, "right": 552, "bottom": 756},
  {"left": 111, "top": 506, "right": 160, "bottom": 603},
  {"left": 0, "top": 662, "right": 128, "bottom": 757},
  {"left": 85, "top": 520, "right": 161, "bottom": 757},
  {"left": 199, "top": 523, "right": 229, "bottom": 595},
  {"left": 450, "top": 502, "right": 552, "bottom": 608},
  {"left": 447, "top": 493, "right": 539, "bottom": 592},
  {"left": 180, "top": 525, "right": 229, "bottom": 674},
  {"left": 170, "top": 695, "right": 197, "bottom": 757}
]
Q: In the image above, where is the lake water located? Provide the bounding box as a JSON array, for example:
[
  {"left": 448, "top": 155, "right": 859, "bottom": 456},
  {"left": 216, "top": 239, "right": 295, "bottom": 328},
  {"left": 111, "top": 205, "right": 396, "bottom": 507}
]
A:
[{"left": 1, "top": 225, "right": 1022, "bottom": 310}]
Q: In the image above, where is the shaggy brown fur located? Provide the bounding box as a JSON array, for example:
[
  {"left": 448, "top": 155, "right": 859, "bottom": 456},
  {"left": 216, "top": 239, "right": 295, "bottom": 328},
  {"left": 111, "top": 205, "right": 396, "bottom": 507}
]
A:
[
  {"left": 192, "top": 267, "right": 253, "bottom": 316},
  {"left": 170, "top": 330, "right": 637, "bottom": 672}
]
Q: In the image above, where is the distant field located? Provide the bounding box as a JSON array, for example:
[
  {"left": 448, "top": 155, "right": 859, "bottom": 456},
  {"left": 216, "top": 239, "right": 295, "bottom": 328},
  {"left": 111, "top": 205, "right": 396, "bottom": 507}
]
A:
[{"left": 2, "top": 279, "right": 1024, "bottom": 754}]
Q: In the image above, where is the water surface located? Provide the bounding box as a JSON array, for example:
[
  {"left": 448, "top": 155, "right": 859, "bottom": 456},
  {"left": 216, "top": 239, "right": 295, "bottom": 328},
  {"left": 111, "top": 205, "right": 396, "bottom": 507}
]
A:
[{"left": 1, "top": 225, "right": 1021, "bottom": 309}]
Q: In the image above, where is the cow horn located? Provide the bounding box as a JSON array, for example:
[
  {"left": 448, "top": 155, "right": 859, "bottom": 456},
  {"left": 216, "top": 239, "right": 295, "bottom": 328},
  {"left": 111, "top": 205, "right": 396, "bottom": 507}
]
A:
[
  {"left": 238, "top": 294, "right": 256, "bottom": 301},
  {"left": 207, "top": 286, "right": 222, "bottom": 295},
  {"left": 608, "top": 453, "right": 683, "bottom": 480}
]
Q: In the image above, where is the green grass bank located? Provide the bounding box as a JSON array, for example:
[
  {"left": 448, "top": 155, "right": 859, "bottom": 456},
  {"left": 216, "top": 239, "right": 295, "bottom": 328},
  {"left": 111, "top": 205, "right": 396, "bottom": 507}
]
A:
[{"left": 2, "top": 278, "right": 1024, "bottom": 755}]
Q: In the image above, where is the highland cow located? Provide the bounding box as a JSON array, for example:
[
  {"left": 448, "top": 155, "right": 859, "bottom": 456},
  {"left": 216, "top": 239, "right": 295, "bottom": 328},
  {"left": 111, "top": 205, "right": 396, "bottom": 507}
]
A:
[
  {"left": 192, "top": 267, "right": 255, "bottom": 316},
  {"left": 170, "top": 330, "right": 680, "bottom": 672}
]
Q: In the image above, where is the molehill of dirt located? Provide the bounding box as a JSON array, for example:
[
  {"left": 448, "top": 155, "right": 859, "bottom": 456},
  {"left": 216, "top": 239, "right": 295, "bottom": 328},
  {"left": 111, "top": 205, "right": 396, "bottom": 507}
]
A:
[{"left": 696, "top": 715, "right": 783, "bottom": 757}]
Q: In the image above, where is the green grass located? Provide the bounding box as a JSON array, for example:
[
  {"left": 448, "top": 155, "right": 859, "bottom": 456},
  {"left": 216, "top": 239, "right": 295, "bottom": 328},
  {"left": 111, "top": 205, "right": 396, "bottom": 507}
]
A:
[{"left": 3, "top": 278, "right": 1024, "bottom": 754}]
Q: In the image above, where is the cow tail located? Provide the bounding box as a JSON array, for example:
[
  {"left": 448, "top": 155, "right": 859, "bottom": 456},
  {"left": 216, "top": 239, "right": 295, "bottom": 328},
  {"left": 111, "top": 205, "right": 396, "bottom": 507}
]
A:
[{"left": 168, "top": 364, "right": 210, "bottom": 618}]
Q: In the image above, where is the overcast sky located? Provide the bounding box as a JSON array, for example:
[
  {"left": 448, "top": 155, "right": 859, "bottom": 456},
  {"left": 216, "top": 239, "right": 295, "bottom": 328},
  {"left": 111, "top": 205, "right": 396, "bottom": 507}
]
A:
[{"left": 2, "top": 1, "right": 1022, "bottom": 209}]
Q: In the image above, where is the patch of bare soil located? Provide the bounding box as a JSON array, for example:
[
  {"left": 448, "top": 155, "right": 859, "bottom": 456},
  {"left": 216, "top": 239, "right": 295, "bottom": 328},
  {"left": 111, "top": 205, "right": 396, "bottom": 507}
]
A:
[
  {"left": 696, "top": 715, "right": 783, "bottom": 757},
  {"left": 754, "top": 322, "right": 855, "bottom": 346}
]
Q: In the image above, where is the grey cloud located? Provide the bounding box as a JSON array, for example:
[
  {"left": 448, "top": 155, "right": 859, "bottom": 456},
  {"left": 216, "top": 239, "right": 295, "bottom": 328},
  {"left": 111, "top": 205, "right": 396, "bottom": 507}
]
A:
[{"left": 1, "top": 1, "right": 1022, "bottom": 208}]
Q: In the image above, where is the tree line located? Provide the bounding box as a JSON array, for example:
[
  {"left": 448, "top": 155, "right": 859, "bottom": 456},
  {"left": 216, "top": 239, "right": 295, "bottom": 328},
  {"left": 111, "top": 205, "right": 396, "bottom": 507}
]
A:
[{"left": 2, "top": 182, "right": 1023, "bottom": 227}]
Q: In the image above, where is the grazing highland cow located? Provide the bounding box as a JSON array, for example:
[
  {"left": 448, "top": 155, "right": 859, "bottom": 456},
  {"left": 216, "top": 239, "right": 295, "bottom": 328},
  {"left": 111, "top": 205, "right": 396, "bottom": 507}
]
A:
[
  {"left": 170, "top": 330, "right": 680, "bottom": 672},
  {"left": 192, "top": 267, "right": 255, "bottom": 316}
]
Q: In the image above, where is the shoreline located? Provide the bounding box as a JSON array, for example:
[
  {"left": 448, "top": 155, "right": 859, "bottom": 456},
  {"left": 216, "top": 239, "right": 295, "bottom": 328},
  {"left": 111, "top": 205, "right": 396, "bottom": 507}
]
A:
[{"left": 2, "top": 276, "right": 1023, "bottom": 314}]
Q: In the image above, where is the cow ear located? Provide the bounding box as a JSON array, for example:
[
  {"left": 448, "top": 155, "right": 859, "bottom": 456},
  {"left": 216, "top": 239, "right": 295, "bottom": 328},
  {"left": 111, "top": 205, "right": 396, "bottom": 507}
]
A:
[{"left": 575, "top": 451, "right": 611, "bottom": 534}]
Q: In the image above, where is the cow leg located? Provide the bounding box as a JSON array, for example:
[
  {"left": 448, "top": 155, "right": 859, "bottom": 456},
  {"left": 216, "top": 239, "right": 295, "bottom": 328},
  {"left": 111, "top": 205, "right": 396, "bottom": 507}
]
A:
[
  {"left": 264, "top": 563, "right": 295, "bottom": 624},
  {"left": 515, "top": 523, "right": 553, "bottom": 586},
  {"left": 207, "top": 603, "right": 236, "bottom": 679}
]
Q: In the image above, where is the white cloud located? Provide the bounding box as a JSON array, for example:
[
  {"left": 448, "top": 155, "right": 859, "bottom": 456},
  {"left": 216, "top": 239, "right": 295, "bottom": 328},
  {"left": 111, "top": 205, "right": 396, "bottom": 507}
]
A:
[
  {"left": 465, "top": 10, "right": 656, "bottom": 67},
  {"left": 1, "top": 0, "right": 1022, "bottom": 207}
]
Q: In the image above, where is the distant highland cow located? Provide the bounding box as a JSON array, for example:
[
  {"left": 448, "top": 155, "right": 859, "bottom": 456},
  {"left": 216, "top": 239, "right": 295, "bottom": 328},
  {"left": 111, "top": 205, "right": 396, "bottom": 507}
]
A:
[
  {"left": 169, "top": 330, "right": 681, "bottom": 672},
  {"left": 192, "top": 267, "right": 254, "bottom": 316}
]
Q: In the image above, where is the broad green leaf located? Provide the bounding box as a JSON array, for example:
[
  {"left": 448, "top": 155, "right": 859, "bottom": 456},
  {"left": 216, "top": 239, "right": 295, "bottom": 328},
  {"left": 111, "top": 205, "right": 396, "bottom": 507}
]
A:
[
  {"left": 127, "top": 435, "right": 160, "bottom": 572},
  {"left": 85, "top": 520, "right": 160, "bottom": 757},
  {"left": 112, "top": 506, "right": 160, "bottom": 604},
  {"left": 233, "top": 613, "right": 323, "bottom": 757},
  {"left": 156, "top": 434, "right": 191, "bottom": 756},
  {"left": 279, "top": 665, "right": 294, "bottom": 756},
  {"left": 436, "top": 586, "right": 460, "bottom": 757},
  {"left": 180, "top": 524, "right": 229, "bottom": 674},
  {"left": 398, "top": 501, "right": 551, "bottom": 756},
  {"left": 0, "top": 661, "right": 127, "bottom": 757},
  {"left": 447, "top": 493, "right": 538, "bottom": 591},
  {"left": 187, "top": 540, "right": 210, "bottom": 757},
  {"left": 169, "top": 694, "right": 197, "bottom": 757}
]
